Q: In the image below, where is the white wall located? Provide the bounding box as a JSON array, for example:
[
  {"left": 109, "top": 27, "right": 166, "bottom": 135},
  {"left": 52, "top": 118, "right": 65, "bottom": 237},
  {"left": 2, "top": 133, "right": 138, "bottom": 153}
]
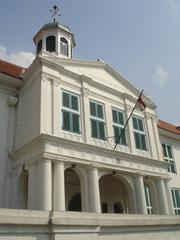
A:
[
  {"left": 0, "top": 84, "right": 16, "bottom": 207},
  {"left": 14, "top": 69, "right": 41, "bottom": 150},
  {"left": 159, "top": 133, "right": 180, "bottom": 190},
  {"left": 40, "top": 60, "right": 162, "bottom": 163}
]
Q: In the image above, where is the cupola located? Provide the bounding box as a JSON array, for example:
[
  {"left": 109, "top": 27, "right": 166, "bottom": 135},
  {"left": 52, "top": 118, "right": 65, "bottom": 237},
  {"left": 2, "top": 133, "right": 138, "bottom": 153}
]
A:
[{"left": 33, "top": 5, "right": 76, "bottom": 58}]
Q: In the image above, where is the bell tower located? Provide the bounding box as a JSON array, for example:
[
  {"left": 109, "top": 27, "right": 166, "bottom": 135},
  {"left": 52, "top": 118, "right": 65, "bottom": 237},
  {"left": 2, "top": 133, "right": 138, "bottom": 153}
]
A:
[{"left": 33, "top": 5, "right": 76, "bottom": 58}]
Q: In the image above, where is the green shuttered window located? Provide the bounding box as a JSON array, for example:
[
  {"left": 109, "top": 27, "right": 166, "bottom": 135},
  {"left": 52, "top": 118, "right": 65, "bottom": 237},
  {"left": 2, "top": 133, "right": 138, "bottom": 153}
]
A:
[
  {"left": 90, "top": 101, "right": 106, "bottom": 140},
  {"left": 162, "top": 143, "right": 176, "bottom": 174},
  {"left": 112, "top": 109, "right": 127, "bottom": 146},
  {"left": 144, "top": 184, "right": 153, "bottom": 214},
  {"left": 132, "top": 116, "right": 147, "bottom": 151},
  {"left": 62, "top": 91, "right": 80, "bottom": 134},
  {"left": 171, "top": 188, "right": 180, "bottom": 215}
]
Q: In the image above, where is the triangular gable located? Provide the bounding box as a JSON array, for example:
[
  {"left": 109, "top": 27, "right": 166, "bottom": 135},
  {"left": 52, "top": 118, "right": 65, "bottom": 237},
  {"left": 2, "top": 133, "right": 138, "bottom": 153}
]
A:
[{"left": 41, "top": 51, "right": 156, "bottom": 108}]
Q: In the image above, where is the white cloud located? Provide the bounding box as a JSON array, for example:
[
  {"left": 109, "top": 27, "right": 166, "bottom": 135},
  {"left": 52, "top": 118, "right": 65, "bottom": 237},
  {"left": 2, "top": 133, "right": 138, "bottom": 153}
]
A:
[
  {"left": 168, "top": 0, "right": 178, "bottom": 8},
  {"left": 0, "top": 45, "right": 35, "bottom": 68},
  {"left": 154, "top": 65, "right": 169, "bottom": 88}
]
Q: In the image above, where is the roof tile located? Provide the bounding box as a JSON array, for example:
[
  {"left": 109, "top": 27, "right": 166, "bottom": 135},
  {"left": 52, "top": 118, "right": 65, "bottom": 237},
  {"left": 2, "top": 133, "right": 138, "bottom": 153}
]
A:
[
  {"left": 0, "top": 59, "right": 25, "bottom": 79},
  {"left": 158, "top": 120, "right": 180, "bottom": 135}
]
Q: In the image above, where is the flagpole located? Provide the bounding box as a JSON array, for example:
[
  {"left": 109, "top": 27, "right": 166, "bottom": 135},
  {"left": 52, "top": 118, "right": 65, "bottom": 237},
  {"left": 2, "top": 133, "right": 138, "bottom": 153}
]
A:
[{"left": 113, "top": 89, "right": 144, "bottom": 150}]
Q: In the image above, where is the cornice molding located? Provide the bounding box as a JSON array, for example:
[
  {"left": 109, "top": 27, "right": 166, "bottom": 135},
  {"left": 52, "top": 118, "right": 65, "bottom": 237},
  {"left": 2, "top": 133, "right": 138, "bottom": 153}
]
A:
[
  {"left": 0, "top": 73, "right": 23, "bottom": 88},
  {"left": 158, "top": 128, "right": 180, "bottom": 142},
  {"left": 10, "top": 134, "right": 169, "bottom": 173}
]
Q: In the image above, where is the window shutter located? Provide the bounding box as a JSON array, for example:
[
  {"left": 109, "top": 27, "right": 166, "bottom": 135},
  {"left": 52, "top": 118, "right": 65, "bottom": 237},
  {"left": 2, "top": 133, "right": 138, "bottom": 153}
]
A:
[
  {"left": 118, "top": 112, "right": 124, "bottom": 125},
  {"left": 112, "top": 110, "right": 118, "bottom": 123},
  {"left": 71, "top": 95, "right": 78, "bottom": 111},
  {"left": 97, "top": 104, "right": 103, "bottom": 119},
  {"left": 99, "top": 121, "right": 105, "bottom": 140},
  {"left": 90, "top": 102, "right": 96, "bottom": 116},
  {"left": 62, "top": 111, "right": 70, "bottom": 131},
  {"left": 72, "top": 114, "right": 79, "bottom": 133},
  {"left": 63, "top": 92, "right": 70, "bottom": 108}
]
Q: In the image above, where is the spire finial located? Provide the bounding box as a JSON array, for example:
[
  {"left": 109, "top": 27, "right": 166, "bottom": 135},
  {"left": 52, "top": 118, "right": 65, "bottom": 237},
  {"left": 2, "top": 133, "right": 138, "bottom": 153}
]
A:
[{"left": 50, "top": 5, "right": 60, "bottom": 23}]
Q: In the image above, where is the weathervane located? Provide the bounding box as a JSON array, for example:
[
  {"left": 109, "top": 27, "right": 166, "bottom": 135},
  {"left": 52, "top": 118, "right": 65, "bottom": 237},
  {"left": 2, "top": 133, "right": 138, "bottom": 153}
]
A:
[{"left": 50, "top": 5, "right": 60, "bottom": 23}]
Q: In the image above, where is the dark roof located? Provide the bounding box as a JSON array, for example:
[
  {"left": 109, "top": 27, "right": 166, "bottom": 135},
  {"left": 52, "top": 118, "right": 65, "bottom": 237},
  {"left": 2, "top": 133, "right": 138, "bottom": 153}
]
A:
[
  {"left": 158, "top": 119, "right": 180, "bottom": 135},
  {"left": 0, "top": 59, "right": 25, "bottom": 79}
]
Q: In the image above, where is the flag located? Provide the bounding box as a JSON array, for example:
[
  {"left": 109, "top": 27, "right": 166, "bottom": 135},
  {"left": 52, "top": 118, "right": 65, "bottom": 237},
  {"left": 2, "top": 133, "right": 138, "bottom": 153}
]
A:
[{"left": 136, "top": 95, "right": 146, "bottom": 111}]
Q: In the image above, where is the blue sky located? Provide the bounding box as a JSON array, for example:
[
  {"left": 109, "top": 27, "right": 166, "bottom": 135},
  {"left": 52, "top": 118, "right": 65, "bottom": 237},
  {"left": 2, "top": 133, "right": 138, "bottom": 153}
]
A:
[{"left": 0, "top": 0, "right": 179, "bottom": 124}]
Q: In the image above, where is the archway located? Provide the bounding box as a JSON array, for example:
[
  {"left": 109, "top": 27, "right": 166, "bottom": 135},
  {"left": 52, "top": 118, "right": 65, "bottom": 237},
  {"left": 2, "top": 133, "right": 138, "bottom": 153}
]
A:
[
  {"left": 144, "top": 178, "right": 158, "bottom": 214},
  {"left": 46, "top": 35, "right": 55, "bottom": 52},
  {"left": 68, "top": 192, "right": 81, "bottom": 211},
  {"left": 65, "top": 168, "right": 82, "bottom": 212},
  {"left": 17, "top": 170, "right": 28, "bottom": 209},
  {"left": 99, "top": 174, "right": 131, "bottom": 214},
  {"left": 114, "top": 201, "right": 124, "bottom": 213}
]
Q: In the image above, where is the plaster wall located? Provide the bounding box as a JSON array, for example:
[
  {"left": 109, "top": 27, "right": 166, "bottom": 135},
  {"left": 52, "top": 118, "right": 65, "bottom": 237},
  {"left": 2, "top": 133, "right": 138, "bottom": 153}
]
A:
[
  {"left": 14, "top": 73, "right": 41, "bottom": 150},
  {"left": 159, "top": 134, "right": 180, "bottom": 189},
  {"left": 0, "top": 85, "right": 16, "bottom": 207}
]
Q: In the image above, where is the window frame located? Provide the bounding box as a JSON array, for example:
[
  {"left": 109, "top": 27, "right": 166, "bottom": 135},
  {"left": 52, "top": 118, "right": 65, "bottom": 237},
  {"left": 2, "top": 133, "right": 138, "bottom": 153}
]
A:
[
  {"left": 60, "top": 37, "right": 69, "bottom": 56},
  {"left": 61, "top": 90, "right": 81, "bottom": 134},
  {"left": 112, "top": 108, "right": 127, "bottom": 146},
  {"left": 90, "top": 100, "right": 106, "bottom": 140},
  {"left": 144, "top": 184, "right": 153, "bottom": 214},
  {"left": 132, "top": 115, "right": 147, "bottom": 151},
  {"left": 171, "top": 188, "right": 180, "bottom": 215},
  {"left": 162, "top": 143, "right": 176, "bottom": 174}
]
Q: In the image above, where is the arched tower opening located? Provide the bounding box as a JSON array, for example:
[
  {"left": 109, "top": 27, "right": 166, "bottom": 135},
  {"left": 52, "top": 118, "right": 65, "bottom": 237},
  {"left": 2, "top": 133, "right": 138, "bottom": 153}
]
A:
[{"left": 65, "top": 168, "right": 82, "bottom": 212}]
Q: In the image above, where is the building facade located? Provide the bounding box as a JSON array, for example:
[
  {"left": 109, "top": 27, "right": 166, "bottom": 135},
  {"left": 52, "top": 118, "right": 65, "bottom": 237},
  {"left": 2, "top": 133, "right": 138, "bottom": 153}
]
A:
[
  {"left": 0, "top": 19, "right": 180, "bottom": 240},
  {"left": 158, "top": 120, "right": 180, "bottom": 215}
]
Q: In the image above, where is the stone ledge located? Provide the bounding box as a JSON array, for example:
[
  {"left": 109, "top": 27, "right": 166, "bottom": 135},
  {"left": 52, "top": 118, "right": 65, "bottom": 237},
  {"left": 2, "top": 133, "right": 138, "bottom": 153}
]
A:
[
  {"left": 52, "top": 211, "right": 180, "bottom": 227},
  {"left": 0, "top": 208, "right": 49, "bottom": 225},
  {"left": 0, "top": 209, "right": 180, "bottom": 228}
]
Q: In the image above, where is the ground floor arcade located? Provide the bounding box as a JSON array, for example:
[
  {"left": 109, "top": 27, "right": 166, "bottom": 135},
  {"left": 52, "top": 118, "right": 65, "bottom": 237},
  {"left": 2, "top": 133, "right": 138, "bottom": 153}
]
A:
[{"left": 12, "top": 159, "right": 174, "bottom": 215}]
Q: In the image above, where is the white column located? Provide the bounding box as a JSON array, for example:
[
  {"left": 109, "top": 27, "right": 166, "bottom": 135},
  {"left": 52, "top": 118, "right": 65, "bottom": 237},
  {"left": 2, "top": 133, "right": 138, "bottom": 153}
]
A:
[
  {"left": 156, "top": 178, "right": 169, "bottom": 214},
  {"left": 164, "top": 180, "right": 174, "bottom": 215},
  {"left": 52, "top": 79, "right": 60, "bottom": 135},
  {"left": 144, "top": 114, "right": 154, "bottom": 158},
  {"left": 53, "top": 162, "right": 65, "bottom": 211},
  {"left": 134, "top": 175, "right": 147, "bottom": 214},
  {"left": 81, "top": 83, "right": 91, "bottom": 144},
  {"left": 152, "top": 118, "right": 164, "bottom": 161},
  {"left": 104, "top": 102, "right": 114, "bottom": 140},
  {"left": 10, "top": 171, "right": 18, "bottom": 209},
  {"left": 27, "top": 163, "right": 36, "bottom": 210},
  {"left": 36, "top": 160, "right": 52, "bottom": 211},
  {"left": 88, "top": 167, "right": 101, "bottom": 213}
]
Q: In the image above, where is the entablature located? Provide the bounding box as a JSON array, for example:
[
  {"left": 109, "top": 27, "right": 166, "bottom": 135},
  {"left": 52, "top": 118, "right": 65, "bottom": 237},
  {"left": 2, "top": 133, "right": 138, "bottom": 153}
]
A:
[{"left": 10, "top": 134, "right": 170, "bottom": 179}]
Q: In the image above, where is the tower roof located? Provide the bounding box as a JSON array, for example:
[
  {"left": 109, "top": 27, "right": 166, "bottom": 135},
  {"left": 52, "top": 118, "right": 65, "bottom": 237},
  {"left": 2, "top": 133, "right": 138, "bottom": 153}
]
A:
[{"left": 33, "top": 22, "right": 76, "bottom": 47}]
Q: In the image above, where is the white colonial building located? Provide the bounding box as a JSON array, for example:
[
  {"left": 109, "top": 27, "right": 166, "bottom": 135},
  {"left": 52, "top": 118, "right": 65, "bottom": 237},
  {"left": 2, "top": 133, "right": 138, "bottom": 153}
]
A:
[
  {"left": 158, "top": 120, "right": 180, "bottom": 215},
  {"left": 0, "top": 17, "right": 180, "bottom": 240}
]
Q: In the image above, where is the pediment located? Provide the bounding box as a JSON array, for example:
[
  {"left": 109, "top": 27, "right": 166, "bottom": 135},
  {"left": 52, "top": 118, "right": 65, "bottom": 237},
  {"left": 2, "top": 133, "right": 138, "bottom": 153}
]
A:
[{"left": 41, "top": 52, "right": 156, "bottom": 108}]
